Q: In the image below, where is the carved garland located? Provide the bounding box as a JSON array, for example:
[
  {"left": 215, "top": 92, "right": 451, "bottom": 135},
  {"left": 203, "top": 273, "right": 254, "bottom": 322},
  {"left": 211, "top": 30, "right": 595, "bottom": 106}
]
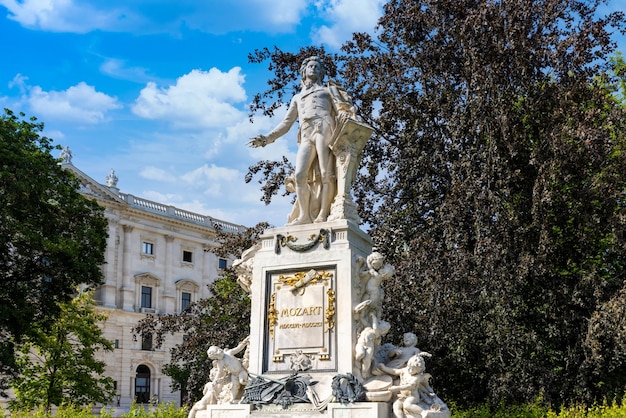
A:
[{"left": 274, "top": 229, "right": 330, "bottom": 254}]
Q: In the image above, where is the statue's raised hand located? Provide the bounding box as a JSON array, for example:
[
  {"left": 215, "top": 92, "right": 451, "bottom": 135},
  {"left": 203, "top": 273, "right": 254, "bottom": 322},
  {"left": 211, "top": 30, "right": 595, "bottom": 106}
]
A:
[{"left": 248, "top": 135, "right": 268, "bottom": 148}]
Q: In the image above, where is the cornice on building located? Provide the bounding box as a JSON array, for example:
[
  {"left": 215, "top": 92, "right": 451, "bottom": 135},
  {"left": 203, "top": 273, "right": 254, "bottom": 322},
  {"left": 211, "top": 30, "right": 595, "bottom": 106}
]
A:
[{"left": 61, "top": 161, "right": 246, "bottom": 235}]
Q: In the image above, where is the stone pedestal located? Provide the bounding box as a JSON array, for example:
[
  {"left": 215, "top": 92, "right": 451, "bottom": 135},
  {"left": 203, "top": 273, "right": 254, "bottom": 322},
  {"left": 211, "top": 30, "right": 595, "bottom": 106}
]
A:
[
  {"left": 198, "top": 402, "right": 387, "bottom": 418},
  {"left": 248, "top": 219, "right": 372, "bottom": 380},
  {"left": 201, "top": 218, "right": 450, "bottom": 417}
]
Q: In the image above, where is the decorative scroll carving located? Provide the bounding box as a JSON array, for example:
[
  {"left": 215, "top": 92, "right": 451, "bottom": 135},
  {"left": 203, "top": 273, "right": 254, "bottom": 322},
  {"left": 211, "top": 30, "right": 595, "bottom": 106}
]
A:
[
  {"left": 268, "top": 293, "right": 278, "bottom": 338},
  {"left": 278, "top": 269, "right": 332, "bottom": 295},
  {"left": 325, "top": 289, "right": 336, "bottom": 332}
]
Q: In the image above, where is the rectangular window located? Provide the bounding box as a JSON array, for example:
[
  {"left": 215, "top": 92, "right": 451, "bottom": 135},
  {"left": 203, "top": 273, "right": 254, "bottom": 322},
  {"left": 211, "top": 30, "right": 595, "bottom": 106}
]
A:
[
  {"left": 181, "top": 292, "right": 191, "bottom": 311},
  {"left": 141, "top": 333, "right": 153, "bottom": 351},
  {"left": 182, "top": 250, "right": 193, "bottom": 263},
  {"left": 218, "top": 258, "right": 227, "bottom": 270},
  {"left": 142, "top": 242, "right": 154, "bottom": 255},
  {"left": 141, "top": 286, "right": 152, "bottom": 308},
  {"left": 114, "top": 339, "right": 119, "bottom": 349}
]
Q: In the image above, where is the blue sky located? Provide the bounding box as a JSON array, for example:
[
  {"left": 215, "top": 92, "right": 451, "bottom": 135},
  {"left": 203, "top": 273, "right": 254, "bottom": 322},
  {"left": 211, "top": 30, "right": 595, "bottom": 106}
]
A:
[{"left": 1, "top": 1, "right": 624, "bottom": 228}]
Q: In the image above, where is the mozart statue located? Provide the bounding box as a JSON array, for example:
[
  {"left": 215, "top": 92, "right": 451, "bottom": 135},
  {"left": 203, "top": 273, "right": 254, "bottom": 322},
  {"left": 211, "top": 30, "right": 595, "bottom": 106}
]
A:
[{"left": 249, "top": 55, "right": 367, "bottom": 225}]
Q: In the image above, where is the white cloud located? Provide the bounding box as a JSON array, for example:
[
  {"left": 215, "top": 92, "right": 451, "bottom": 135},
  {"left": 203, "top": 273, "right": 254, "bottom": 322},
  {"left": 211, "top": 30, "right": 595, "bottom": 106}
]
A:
[
  {"left": 0, "top": 0, "right": 310, "bottom": 35},
  {"left": 262, "top": 0, "right": 309, "bottom": 25},
  {"left": 140, "top": 190, "right": 183, "bottom": 204},
  {"left": 0, "top": 0, "right": 143, "bottom": 33},
  {"left": 99, "top": 58, "right": 153, "bottom": 83},
  {"left": 42, "top": 128, "right": 65, "bottom": 140},
  {"left": 132, "top": 67, "right": 247, "bottom": 130},
  {"left": 139, "top": 166, "right": 176, "bottom": 183},
  {"left": 8, "top": 73, "right": 29, "bottom": 93},
  {"left": 312, "top": 0, "right": 384, "bottom": 48},
  {"left": 24, "top": 81, "right": 121, "bottom": 123},
  {"left": 181, "top": 163, "right": 241, "bottom": 196},
  {"left": 157, "top": 0, "right": 311, "bottom": 34}
]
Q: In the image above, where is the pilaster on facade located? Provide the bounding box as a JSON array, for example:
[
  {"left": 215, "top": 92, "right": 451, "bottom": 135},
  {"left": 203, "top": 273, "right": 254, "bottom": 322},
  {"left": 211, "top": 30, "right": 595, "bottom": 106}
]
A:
[{"left": 121, "top": 224, "right": 135, "bottom": 312}]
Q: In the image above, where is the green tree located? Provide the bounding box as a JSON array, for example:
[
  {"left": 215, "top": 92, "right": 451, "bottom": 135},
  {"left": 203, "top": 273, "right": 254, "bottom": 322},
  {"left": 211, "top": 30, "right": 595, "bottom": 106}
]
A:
[
  {"left": 9, "top": 290, "right": 114, "bottom": 412},
  {"left": 0, "top": 109, "right": 108, "bottom": 393},
  {"left": 247, "top": 0, "right": 626, "bottom": 408},
  {"left": 132, "top": 222, "right": 267, "bottom": 405}
]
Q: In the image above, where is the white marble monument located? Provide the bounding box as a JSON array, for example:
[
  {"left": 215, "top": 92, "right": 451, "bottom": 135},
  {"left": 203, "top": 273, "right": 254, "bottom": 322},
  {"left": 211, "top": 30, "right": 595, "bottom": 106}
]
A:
[{"left": 194, "top": 55, "right": 449, "bottom": 418}]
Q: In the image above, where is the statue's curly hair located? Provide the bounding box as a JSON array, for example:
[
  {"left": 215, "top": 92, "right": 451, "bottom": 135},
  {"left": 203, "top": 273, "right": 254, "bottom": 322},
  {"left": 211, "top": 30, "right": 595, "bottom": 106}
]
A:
[{"left": 300, "top": 56, "right": 326, "bottom": 81}]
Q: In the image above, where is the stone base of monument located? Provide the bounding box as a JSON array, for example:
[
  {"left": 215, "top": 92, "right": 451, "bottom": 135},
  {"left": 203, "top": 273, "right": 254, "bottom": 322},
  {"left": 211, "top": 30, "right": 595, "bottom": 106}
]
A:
[
  {"left": 196, "top": 402, "right": 451, "bottom": 418},
  {"left": 191, "top": 218, "right": 450, "bottom": 418},
  {"left": 197, "top": 402, "right": 388, "bottom": 417}
]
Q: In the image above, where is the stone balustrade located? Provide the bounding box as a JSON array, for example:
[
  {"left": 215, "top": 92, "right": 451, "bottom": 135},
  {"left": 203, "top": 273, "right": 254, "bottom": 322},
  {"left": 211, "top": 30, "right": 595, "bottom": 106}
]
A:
[{"left": 120, "top": 193, "right": 245, "bottom": 234}]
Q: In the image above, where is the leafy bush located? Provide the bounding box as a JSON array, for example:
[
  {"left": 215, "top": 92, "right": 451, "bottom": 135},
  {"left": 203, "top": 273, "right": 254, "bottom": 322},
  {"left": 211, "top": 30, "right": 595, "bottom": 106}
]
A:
[
  {"left": 451, "top": 396, "right": 626, "bottom": 417},
  {"left": 4, "top": 401, "right": 188, "bottom": 417}
]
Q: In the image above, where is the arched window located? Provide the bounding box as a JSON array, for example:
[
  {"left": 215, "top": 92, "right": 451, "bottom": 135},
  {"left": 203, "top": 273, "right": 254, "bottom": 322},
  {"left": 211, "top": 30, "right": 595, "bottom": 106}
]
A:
[{"left": 135, "top": 365, "right": 151, "bottom": 404}]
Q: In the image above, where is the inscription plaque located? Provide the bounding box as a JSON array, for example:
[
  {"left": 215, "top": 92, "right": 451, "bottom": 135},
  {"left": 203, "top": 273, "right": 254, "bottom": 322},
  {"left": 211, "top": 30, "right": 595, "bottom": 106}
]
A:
[{"left": 264, "top": 267, "right": 336, "bottom": 373}]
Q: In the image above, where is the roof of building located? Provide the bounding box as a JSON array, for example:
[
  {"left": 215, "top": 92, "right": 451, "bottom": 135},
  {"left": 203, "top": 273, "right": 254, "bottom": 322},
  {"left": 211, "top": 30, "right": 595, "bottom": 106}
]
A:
[{"left": 61, "top": 161, "right": 247, "bottom": 234}]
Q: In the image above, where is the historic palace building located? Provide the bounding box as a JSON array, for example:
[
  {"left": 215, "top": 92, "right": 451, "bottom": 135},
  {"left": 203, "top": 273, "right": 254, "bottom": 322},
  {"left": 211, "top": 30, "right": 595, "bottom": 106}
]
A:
[{"left": 61, "top": 153, "right": 246, "bottom": 410}]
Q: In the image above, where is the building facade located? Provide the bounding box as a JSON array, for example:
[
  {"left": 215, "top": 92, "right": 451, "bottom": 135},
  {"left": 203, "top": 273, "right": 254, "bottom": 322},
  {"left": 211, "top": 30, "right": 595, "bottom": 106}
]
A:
[{"left": 63, "top": 160, "right": 246, "bottom": 410}]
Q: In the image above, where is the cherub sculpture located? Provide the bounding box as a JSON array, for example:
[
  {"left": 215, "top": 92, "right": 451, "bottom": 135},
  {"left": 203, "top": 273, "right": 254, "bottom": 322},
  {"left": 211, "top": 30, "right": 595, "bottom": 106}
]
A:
[
  {"left": 385, "top": 332, "right": 431, "bottom": 369},
  {"left": 187, "top": 360, "right": 228, "bottom": 418},
  {"left": 354, "top": 312, "right": 391, "bottom": 380},
  {"left": 232, "top": 244, "right": 259, "bottom": 294},
  {"left": 205, "top": 336, "right": 250, "bottom": 403},
  {"left": 378, "top": 354, "right": 448, "bottom": 418},
  {"left": 355, "top": 251, "right": 395, "bottom": 328}
]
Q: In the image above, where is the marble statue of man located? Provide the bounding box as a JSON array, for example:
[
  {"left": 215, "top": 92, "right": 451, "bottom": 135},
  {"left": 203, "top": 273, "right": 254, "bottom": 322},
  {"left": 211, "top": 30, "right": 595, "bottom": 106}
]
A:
[{"left": 249, "top": 55, "right": 357, "bottom": 225}]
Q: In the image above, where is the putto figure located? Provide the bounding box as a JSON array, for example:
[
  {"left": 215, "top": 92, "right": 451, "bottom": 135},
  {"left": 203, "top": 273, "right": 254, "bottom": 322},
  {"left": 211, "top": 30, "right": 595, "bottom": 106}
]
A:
[
  {"left": 249, "top": 56, "right": 357, "bottom": 225},
  {"left": 378, "top": 354, "right": 448, "bottom": 418},
  {"left": 205, "top": 336, "right": 250, "bottom": 403}
]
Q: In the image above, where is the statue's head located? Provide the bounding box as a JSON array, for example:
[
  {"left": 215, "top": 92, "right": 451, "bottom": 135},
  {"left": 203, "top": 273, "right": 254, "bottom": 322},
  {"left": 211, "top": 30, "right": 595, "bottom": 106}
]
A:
[
  {"left": 367, "top": 252, "right": 384, "bottom": 270},
  {"left": 379, "top": 320, "right": 391, "bottom": 335},
  {"left": 407, "top": 354, "right": 426, "bottom": 374},
  {"left": 403, "top": 332, "right": 418, "bottom": 347},
  {"left": 300, "top": 56, "right": 326, "bottom": 83},
  {"left": 207, "top": 345, "right": 224, "bottom": 359}
]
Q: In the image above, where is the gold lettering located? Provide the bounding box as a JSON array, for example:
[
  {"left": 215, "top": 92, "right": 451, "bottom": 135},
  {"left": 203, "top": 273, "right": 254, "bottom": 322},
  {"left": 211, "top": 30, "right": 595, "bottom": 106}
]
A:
[
  {"left": 279, "top": 305, "right": 323, "bottom": 317},
  {"left": 279, "top": 323, "right": 302, "bottom": 329},
  {"left": 300, "top": 322, "right": 323, "bottom": 328}
]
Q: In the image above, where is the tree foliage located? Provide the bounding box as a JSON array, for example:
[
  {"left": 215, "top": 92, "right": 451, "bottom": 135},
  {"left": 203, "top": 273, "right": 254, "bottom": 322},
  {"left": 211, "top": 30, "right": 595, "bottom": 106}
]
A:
[
  {"left": 132, "top": 222, "right": 268, "bottom": 404},
  {"left": 246, "top": 0, "right": 626, "bottom": 408},
  {"left": 9, "top": 290, "right": 114, "bottom": 412},
  {"left": 0, "top": 109, "right": 108, "bottom": 393}
]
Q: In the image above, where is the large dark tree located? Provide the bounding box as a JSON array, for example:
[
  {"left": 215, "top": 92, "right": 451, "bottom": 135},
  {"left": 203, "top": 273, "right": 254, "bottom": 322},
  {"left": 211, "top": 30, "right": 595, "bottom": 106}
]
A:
[
  {"left": 0, "top": 109, "right": 108, "bottom": 394},
  {"left": 247, "top": 0, "right": 626, "bottom": 408}
]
